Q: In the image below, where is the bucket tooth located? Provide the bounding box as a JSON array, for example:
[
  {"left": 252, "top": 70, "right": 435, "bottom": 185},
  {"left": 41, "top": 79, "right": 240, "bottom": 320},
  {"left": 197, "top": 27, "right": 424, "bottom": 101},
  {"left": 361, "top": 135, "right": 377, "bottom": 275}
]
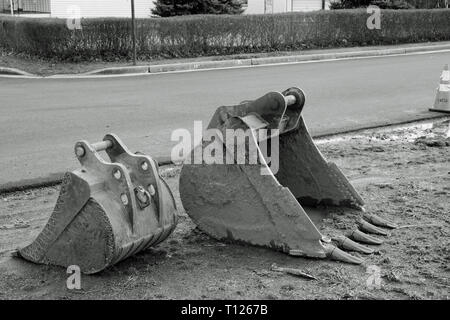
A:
[
  {"left": 333, "top": 235, "right": 374, "bottom": 254},
  {"left": 357, "top": 219, "right": 389, "bottom": 236},
  {"left": 18, "top": 134, "right": 178, "bottom": 274},
  {"left": 347, "top": 229, "right": 383, "bottom": 245},
  {"left": 324, "top": 243, "right": 363, "bottom": 265},
  {"left": 363, "top": 213, "right": 398, "bottom": 229},
  {"left": 179, "top": 87, "right": 365, "bottom": 259}
]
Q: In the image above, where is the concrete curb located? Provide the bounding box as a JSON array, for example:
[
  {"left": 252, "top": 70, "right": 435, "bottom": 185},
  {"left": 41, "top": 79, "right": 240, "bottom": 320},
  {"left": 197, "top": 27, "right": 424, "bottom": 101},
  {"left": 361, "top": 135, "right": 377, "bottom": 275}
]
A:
[
  {"left": 2, "top": 43, "right": 450, "bottom": 78},
  {"left": 250, "top": 45, "right": 450, "bottom": 66},
  {"left": 0, "top": 172, "right": 65, "bottom": 194},
  {"left": 149, "top": 59, "right": 252, "bottom": 73},
  {"left": 122, "top": 44, "right": 450, "bottom": 75},
  {"left": 81, "top": 65, "right": 150, "bottom": 76},
  {"left": 404, "top": 44, "right": 450, "bottom": 53},
  {"left": 0, "top": 156, "right": 174, "bottom": 194},
  {"left": 0, "top": 66, "right": 34, "bottom": 76},
  {"left": 1, "top": 114, "right": 448, "bottom": 195}
]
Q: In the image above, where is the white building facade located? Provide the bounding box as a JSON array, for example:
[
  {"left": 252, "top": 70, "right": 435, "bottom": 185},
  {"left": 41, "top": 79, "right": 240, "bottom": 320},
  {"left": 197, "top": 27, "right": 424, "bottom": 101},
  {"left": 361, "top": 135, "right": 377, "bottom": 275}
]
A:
[
  {"left": 1, "top": 0, "right": 153, "bottom": 18},
  {"left": 243, "top": 0, "right": 329, "bottom": 13},
  {"left": 50, "top": 0, "right": 153, "bottom": 18},
  {"left": 1, "top": 0, "right": 328, "bottom": 17}
]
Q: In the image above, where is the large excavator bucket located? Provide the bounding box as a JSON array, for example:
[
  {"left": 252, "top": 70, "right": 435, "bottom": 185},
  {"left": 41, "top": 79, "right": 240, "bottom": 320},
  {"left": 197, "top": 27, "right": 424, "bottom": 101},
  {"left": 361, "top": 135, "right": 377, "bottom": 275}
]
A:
[
  {"left": 19, "top": 134, "right": 178, "bottom": 274},
  {"left": 180, "top": 87, "right": 394, "bottom": 264}
]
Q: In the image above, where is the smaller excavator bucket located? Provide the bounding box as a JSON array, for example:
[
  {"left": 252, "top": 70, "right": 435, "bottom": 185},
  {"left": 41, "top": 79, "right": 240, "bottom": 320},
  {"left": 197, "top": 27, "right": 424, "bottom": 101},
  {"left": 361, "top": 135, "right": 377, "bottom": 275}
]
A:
[
  {"left": 19, "top": 134, "right": 178, "bottom": 274},
  {"left": 180, "top": 87, "right": 394, "bottom": 264}
]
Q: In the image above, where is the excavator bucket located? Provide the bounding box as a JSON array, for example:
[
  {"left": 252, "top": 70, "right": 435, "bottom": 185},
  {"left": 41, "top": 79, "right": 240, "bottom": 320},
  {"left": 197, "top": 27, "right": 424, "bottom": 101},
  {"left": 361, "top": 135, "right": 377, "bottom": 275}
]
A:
[
  {"left": 180, "top": 87, "right": 393, "bottom": 264},
  {"left": 19, "top": 134, "right": 178, "bottom": 274}
]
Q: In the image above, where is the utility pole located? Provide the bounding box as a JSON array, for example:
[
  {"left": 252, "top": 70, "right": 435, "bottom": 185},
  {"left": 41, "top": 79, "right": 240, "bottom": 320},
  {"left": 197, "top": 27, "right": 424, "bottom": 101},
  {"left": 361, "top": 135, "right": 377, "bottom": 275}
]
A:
[
  {"left": 10, "top": 0, "right": 14, "bottom": 15},
  {"left": 131, "top": 0, "right": 137, "bottom": 66}
]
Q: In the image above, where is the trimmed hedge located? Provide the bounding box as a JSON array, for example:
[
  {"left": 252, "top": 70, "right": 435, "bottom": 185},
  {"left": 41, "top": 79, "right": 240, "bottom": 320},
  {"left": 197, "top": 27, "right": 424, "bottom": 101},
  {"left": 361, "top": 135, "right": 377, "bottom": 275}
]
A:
[
  {"left": 407, "top": 0, "right": 448, "bottom": 8},
  {"left": 1, "top": 9, "right": 450, "bottom": 61}
]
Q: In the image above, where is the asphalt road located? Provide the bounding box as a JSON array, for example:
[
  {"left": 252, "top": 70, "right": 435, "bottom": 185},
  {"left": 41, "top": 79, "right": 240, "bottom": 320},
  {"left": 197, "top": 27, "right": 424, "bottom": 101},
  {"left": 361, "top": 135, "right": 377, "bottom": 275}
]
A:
[{"left": 0, "top": 51, "right": 449, "bottom": 185}]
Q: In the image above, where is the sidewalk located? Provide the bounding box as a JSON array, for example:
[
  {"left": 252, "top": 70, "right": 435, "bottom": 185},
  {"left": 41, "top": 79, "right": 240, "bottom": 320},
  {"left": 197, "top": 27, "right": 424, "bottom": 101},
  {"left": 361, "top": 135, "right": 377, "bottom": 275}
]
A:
[{"left": 1, "top": 41, "right": 450, "bottom": 77}]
